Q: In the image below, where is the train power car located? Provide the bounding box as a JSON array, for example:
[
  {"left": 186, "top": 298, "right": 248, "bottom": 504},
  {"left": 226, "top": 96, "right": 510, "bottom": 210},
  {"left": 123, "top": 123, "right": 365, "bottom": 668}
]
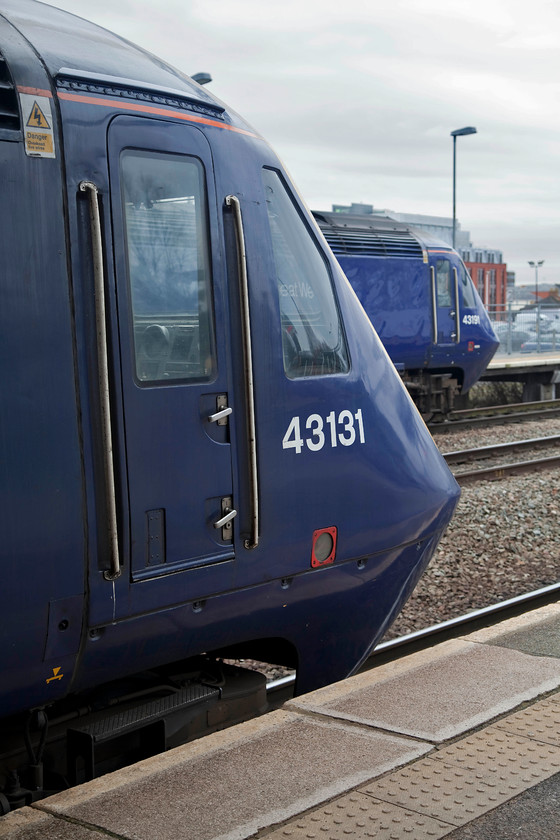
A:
[
  {"left": 0, "top": 0, "right": 459, "bottom": 809},
  {"left": 313, "top": 211, "right": 499, "bottom": 416}
]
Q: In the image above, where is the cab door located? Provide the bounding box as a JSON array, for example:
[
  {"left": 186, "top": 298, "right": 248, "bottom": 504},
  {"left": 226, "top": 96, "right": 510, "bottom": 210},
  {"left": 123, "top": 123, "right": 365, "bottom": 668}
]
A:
[
  {"left": 107, "top": 117, "right": 235, "bottom": 595},
  {"left": 432, "top": 256, "right": 459, "bottom": 346}
]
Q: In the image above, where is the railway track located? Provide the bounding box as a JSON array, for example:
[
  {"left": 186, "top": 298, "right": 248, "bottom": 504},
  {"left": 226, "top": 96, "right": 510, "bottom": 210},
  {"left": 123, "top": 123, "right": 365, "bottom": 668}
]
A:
[
  {"left": 443, "top": 434, "right": 560, "bottom": 484},
  {"left": 430, "top": 398, "right": 560, "bottom": 432}
]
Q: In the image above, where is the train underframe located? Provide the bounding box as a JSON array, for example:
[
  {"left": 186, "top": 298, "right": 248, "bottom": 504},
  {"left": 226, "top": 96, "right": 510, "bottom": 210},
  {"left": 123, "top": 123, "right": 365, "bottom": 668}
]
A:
[
  {"left": 0, "top": 658, "right": 269, "bottom": 813},
  {"left": 403, "top": 370, "right": 460, "bottom": 418}
]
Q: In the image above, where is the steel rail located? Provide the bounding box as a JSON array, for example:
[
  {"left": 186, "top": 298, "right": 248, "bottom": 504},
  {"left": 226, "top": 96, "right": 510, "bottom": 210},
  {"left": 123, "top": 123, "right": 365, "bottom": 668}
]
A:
[
  {"left": 452, "top": 453, "right": 560, "bottom": 484},
  {"left": 451, "top": 398, "right": 560, "bottom": 420},
  {"left": 443, "top": 435, "right": 560, "bottom": 465},
  {"left": 430, "top": 399, "right": 560, "bottom": 433},
  {"left": 371, "top": 580, "right": 560, "bottom": 660}
]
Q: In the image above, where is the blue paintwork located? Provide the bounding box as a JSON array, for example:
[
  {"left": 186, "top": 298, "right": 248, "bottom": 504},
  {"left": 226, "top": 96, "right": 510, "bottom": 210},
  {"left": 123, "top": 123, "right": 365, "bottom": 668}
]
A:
[
  {"left": 314, "top": 215, "right": 499, "bottom": 396},
  {"left": 0, "top": 0, "right": 459, "bottom": 720}
]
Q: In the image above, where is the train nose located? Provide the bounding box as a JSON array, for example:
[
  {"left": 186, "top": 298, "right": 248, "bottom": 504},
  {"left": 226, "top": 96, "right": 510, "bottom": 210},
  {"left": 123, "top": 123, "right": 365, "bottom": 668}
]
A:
[{"left": 374, "top": 404, "right": 460, "bottom": 551}]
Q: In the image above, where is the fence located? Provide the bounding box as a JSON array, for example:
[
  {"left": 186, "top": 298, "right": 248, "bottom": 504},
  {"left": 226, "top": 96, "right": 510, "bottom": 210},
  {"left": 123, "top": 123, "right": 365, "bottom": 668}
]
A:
[{"left": 487, "top": 304, "right": 560, "bottom": 356}]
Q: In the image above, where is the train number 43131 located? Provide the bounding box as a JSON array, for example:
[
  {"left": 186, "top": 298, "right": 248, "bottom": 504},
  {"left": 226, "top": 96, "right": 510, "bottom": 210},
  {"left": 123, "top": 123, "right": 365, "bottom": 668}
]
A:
[{"left": 282, "top": 409, "right": 366, "bottom": 454}]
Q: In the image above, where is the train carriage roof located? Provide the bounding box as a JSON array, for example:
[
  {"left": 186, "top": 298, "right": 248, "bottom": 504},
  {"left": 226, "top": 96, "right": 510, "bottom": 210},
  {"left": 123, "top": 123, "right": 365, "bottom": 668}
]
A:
[
  {"left": 313, "top": 210, "right": 454, "bottom": 259},
  {"left": 0, "top": 0, "right": 237, "bottom": 123}
]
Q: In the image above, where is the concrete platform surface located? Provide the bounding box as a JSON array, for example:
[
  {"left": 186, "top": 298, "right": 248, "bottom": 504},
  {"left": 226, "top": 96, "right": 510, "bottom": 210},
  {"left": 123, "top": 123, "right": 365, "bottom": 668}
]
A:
[
  {"left": 487, "top": 351, "right": 560, "bottom": 369},
  {"left": 1, "top": 603, "right": 559, "bottom": 840}
]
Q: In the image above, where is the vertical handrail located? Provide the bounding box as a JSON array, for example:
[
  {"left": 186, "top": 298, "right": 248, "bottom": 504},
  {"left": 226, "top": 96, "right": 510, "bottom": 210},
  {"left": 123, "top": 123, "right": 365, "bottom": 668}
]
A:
[
  {"left": 430, "top": 265, "right": 438, "bottom": 344},
  {"left": 79, "top": 181, "right": 121, "bottom": 579},
  {"left": 453, "top": 267, "right": 461, "bottom": 343},
  {"left": 225, "top": 195, "right": 259, "bottom": 549}
]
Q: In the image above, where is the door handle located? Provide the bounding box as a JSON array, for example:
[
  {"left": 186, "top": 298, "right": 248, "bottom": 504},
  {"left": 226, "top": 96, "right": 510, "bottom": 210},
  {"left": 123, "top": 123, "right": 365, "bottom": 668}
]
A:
[
  {"left": 208, "top": 393, "right": 232, "bottom": 426},
  {"left": 208, "top": 406, "right": 232, "bottom": 424},
  {"left": 213, "top": 496, "right": 237, "bottom": 542},
  {"left": 213, "top": 508, "right": 237, "bottom": 529}
]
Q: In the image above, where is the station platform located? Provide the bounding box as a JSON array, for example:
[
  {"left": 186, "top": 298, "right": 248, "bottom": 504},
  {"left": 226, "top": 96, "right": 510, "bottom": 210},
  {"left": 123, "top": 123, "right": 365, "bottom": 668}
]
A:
[
  {"left": 487, "top": 351, "right": 560, "bottom": 371},
  {"left": 482, "top": 352, "right": 560, "bottom": 399},
  {"left": 2, "top": 603, "right": 560, "bottom": 839}
]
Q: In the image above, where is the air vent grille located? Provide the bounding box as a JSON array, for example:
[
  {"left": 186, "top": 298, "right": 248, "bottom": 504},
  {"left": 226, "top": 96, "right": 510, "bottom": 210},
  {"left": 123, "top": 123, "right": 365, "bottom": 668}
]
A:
[
  {"left": 0, "top": 52, "right": 20, "bottom": 131},
  {"left": 315, "top": 215, "right": 424, "bottom": 260}
]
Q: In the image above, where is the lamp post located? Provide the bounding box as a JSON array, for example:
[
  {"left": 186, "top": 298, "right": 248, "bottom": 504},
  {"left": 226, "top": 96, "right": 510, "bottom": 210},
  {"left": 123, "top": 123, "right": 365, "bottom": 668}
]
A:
[
  {"left": 528, "top": 259, "right": 544, "bottom": 352},
  {"left": 451, "top": 126, "right": 477, "bottom": 249}
]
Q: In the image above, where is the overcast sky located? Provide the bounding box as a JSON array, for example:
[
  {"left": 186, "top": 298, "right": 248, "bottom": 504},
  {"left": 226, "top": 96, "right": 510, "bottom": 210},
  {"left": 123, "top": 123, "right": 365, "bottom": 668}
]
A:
[{"left": 47, "top": 0, "right": 560, "bottom": 286}]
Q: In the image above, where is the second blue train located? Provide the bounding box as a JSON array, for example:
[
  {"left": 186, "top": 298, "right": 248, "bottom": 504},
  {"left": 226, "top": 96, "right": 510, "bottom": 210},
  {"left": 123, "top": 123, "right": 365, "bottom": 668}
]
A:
[{"left": 313, "top": 211, "right": 499, "bottom": 416}]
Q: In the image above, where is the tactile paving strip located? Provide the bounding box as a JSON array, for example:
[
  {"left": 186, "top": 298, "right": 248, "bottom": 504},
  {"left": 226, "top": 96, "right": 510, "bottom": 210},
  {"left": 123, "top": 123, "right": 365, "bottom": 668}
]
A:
[
  {"left": 432, "top": 723, "right": 560, "bottom": 790},
  {"left": 359, "top": 758, "right": 505, "bottom": 826},
  {"left": 494, "top": 695, "right": 560, "bottom": 746},
  {"left": 263, "top": 791, "right": 453, "bottom": 839}
]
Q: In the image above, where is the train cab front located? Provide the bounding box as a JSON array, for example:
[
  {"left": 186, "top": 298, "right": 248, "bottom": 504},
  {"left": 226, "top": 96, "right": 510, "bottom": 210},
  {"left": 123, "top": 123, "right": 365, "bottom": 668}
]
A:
[
  {"left": 430, "top": 251, "right": 500, "bottom": 395},
  {"left": 268, "top": 236, "right": 462, "bottom": 696},
  {"left": 202, "top": 167, "right": 463, "bottom": 697},
  {"left": 462, "top": 306, "right": 500, "bottom": 392}
]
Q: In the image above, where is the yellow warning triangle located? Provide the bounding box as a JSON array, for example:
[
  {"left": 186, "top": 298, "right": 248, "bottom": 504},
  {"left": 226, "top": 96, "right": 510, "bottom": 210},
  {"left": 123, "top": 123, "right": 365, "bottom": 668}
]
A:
[{"left": 27, "top": 100, "right": 50, "bottom": 130}]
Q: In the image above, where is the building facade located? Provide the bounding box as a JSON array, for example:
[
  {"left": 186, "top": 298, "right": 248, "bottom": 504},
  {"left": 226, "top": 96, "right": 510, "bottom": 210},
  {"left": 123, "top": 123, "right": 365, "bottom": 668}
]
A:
[{"left": 460, "top": 247, "right": 508, "bottom": 317}]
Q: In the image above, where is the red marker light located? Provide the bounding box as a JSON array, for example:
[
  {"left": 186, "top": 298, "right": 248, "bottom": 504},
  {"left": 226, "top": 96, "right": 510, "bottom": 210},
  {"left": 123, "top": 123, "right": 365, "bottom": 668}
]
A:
[{"left": 311, "top": 527, "right": 337, "bottom": 567}]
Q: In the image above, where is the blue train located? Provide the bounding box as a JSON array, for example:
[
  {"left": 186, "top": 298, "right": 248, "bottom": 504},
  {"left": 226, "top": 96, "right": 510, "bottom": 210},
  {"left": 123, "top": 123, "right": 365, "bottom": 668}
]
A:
[
  {"left": 313, "top": 211, "right": 499, "bottom": 416},
  {"left": 0, "top": 0, "right": 459, "bottom": 808}
]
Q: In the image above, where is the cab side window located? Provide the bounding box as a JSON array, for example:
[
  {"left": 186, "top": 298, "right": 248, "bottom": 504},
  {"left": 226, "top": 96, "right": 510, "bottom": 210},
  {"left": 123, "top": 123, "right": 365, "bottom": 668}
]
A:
[
  {"left": 262, "top": 168, "right": 349, "bottom": 378},
  {"left": 458, "top": 262, "right": 477, "bottom": 308},
  {"left": 120, "top": 150, "right": 215, "bottom": 383}
]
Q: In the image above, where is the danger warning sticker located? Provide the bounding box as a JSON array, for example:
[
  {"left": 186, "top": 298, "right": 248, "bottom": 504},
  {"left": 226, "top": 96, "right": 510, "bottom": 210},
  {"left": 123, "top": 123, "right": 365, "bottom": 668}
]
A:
[
  {"left": 27, "top": 100, "right": 51, "bottom": 129},
  {"left": 19, "top": 93, "right": 56, "bottom": 158}
]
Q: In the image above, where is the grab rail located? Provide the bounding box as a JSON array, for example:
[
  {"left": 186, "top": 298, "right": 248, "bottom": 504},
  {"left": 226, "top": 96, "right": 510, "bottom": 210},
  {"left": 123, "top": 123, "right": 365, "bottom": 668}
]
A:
[
  {"left": 452, "top": 267, "right": 461, "bottom": 343},
  {"left": 430, "top": 265, "right": 438, "bottom": 344},
  {"left": 226, "top": 195, "right": 259, "bottom": 549},
  {"left": 79, "top": 181, "right": 121, "bottom": 579}
]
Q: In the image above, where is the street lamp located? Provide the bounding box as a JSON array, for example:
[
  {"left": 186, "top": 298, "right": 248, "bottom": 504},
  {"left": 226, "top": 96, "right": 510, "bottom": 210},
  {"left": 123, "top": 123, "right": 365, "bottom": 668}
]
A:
[
  {"left": 451, "top": 126, "right": 477, "bottom": 249},
  {"left": 528, "top": 259, "right": 545, "bottom": 352}
]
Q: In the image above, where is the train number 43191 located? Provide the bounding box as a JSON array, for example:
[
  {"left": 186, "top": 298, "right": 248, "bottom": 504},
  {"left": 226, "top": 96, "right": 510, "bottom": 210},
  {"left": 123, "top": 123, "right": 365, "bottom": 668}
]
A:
[{"left": 282, "top": 409, "right": 366, "bottom": 454}]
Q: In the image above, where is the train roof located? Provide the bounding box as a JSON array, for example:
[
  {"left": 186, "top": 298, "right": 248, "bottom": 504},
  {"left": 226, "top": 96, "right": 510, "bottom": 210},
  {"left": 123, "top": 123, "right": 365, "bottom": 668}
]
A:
[
  {"left": 0, "top": 0, "right": 249, "bottom": 130},
  {"left": 313, "top": 210, "right": 455, "bottom": 259}
]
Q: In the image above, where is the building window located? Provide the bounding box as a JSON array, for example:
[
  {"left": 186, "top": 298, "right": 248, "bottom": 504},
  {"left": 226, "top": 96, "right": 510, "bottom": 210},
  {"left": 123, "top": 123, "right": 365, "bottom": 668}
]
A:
[
  {"left": 489, "top": 269, "right": 497, "bottom": 305},
  {"left": 477, "top": 268, "right": 484, "bottom": 297}
]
